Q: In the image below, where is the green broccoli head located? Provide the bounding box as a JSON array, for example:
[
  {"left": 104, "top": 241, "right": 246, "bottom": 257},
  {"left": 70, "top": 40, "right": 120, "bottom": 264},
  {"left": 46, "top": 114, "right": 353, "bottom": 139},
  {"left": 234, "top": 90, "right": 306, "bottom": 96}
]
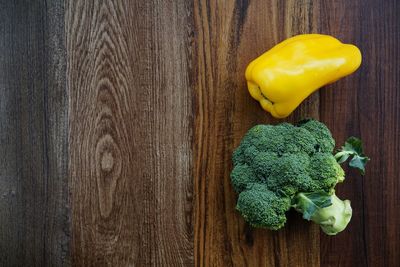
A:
[{"left": 231, "top": 119, "right": 354, "bottom": 235}]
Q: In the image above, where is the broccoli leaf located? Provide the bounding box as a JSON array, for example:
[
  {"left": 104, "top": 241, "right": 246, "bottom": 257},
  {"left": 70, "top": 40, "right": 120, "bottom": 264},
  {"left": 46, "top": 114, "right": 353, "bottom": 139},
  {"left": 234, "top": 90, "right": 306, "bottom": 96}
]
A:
[
  {"left": 349, "top": 156, "right": 369, "bottom": 175},
  {"left": 292, "top": 192, "right": 332, "bottom": 220},
  {"left": 335, "top": 137, "right": 369, "bottom": 175}
]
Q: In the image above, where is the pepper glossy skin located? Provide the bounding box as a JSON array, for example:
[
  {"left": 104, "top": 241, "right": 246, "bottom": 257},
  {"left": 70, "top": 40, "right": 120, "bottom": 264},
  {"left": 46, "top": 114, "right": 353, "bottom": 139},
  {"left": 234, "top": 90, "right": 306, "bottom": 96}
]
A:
[{"left": 245, "top": 34, "right": 362, "bottom": 118}]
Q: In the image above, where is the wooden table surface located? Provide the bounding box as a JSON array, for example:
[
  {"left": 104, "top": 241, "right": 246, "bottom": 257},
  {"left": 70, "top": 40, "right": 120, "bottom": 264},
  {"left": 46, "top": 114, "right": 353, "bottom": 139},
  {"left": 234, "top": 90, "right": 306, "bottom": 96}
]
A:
[{"left": 1, "top": 0, "right": 399, "bottom": 266}]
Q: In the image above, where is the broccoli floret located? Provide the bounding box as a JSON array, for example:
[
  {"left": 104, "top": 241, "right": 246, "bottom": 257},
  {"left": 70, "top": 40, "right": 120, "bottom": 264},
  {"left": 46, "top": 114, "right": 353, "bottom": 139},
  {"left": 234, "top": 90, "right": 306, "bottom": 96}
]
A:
[
  {"left": 230, "top": 119, "right": 365, "bottom": 235},
  {"left": 236, "top": 183, "right": 291, "bottom": 229},
  {"left": 308, "top": 153, "right": 345, "bottom": 191},
  {"left": 297, "top": 119, "right": 335, "bottom": 152},
  {"left": 251, "top": 152, "right": 310, "bottom": 197},
  {"left": 230, "top": 163, "right": 258, "bottom": 193}
]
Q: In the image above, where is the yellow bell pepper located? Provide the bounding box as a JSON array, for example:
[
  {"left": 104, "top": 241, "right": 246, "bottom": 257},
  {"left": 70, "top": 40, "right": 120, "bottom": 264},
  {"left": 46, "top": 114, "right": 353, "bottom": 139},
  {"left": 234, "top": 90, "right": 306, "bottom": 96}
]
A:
[{"left": 245, "top": 34, "right": 362, "bottom": 118}]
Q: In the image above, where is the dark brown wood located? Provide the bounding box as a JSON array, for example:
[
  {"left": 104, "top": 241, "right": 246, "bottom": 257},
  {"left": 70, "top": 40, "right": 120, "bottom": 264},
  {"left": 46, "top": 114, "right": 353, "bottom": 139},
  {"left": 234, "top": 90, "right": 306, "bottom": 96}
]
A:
[
  {"left": 193, "top": 1, "right": 321, "bottom": 266},
  {"left": 0, "top": 0, "right": 69, "bottom": 266},
  {"left": 66, "top": 0, "right": 193, "bottom": 266},
  {"left": 1, "top": 0, "right": 399, "bottom": 266},
  {"left": 319, "top": 0, "right": 400, "bottom": 266}
]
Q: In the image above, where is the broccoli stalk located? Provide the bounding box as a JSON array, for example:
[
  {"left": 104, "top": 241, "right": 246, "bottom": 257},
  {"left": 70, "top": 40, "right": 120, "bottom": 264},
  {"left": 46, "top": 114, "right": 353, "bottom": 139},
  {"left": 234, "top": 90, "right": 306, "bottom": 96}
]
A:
[{"left": 292, "top": 192, "right": 352, "bottom": 235}]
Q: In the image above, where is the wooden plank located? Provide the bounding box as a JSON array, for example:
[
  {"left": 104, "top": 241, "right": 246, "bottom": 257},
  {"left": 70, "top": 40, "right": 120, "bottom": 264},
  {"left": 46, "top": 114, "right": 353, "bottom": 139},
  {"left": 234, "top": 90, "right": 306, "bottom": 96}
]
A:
[
  {"left": 0, "top": 0, "right": 397, "bottom": 266},
  {"left": 0, "top": 1, "right": 69, "bottom": 266},
  {"left": 66, "top": 0, "right": 194, "bottom": 265},
  {"left": 319, "top": 0, "right": 400, "bottom": 266},
  {"left": 193, "top": 1, "right": 320, "bottom": 266}
]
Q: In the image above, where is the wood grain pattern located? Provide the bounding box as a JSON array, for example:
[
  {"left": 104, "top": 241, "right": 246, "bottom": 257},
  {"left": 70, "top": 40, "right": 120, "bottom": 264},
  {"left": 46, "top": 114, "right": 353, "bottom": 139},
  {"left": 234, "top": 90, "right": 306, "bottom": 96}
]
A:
[
  {"left": 0, "top": 0, "right": 69, "bottom": 266},
  {"left": 1, "top": 0, "right": 399, "bottom": 266},
  {"left": 319, "top": 0, "right": 400, "bottom": 266},
  {"left": 194, "top": 1, "right": 321, "bottom": 266},
  {"left": 67, "top": 0, "right": 193, "bottom": 266}
]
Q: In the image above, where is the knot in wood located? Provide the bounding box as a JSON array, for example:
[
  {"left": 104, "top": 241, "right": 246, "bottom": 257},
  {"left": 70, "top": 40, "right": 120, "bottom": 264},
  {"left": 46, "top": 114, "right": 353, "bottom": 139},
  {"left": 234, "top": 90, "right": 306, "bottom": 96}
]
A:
[{"left": 101, "top": 150, "right": 114, "bottom": 172}]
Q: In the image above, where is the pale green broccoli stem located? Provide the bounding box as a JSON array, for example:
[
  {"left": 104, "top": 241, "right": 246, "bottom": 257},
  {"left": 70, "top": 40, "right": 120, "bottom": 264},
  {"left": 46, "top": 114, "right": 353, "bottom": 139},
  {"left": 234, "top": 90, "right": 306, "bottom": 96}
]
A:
[
  {"left": 311, "top": 194, "right": 352, "bottom": 235},
  {"left": 294, "top": 193, "right": 352, "bottom": 235}
]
